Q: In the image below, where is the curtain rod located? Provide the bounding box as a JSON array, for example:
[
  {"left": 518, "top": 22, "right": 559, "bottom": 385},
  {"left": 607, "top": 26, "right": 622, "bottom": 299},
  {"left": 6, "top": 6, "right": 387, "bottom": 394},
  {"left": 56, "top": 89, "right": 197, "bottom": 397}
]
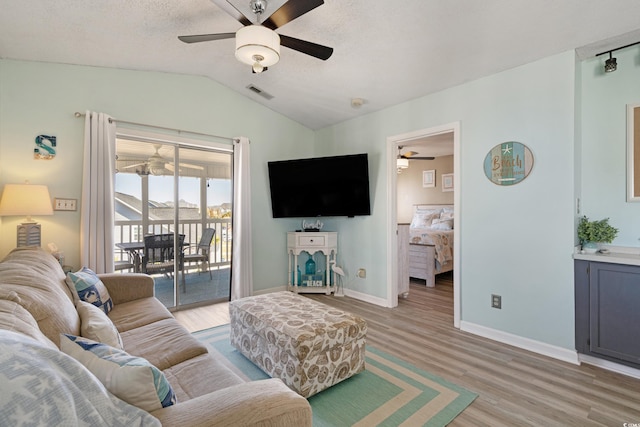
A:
[{"left": 74, "top": 112, "right": 234, "bottom": 142}]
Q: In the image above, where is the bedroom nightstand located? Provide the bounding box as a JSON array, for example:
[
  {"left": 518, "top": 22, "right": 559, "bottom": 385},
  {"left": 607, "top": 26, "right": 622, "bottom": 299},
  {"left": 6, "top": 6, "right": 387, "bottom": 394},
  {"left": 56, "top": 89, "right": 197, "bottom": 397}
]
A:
[{"left": 287, "top": 231, "right": 337, "bottom": 295}]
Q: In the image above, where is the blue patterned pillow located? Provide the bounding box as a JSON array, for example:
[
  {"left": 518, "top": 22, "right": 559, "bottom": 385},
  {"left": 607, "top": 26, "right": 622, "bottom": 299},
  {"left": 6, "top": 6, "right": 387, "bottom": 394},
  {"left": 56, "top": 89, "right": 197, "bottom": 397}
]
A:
[
  {"left": 60, "top": 334, "right": 177, "bottom": 412},
  {"left": 67, "top": 267, "right": 113, "bottom": 314}
]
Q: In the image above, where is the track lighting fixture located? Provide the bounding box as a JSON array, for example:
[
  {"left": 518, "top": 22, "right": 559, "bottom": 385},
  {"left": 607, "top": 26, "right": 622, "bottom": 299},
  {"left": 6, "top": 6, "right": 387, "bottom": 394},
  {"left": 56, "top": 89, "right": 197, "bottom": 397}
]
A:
[
  {"left": 604, "top": 52, "right": 617, "bottom": 73},
  {"left": 596, "top": 40, "right": 640, "bottom": 73}
]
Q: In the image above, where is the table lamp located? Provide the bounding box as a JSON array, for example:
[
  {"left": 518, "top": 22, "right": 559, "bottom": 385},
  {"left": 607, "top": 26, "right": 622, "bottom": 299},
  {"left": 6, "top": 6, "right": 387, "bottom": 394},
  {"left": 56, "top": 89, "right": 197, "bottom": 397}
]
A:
[{"left": 0, "top": 183, "right": 54, "bottom": 247}]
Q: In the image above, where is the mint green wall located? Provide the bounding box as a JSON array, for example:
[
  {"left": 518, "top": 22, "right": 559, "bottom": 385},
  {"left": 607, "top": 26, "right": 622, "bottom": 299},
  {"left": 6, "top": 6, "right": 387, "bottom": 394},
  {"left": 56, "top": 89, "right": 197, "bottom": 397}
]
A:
[
  {"left": 0, "top": 59, "right": 314, "bottom": 292},
  {"left": 580, "top": 47, "right": 640, "bottom": 245},
  {"left": 3, "top": 48, "right": 634, "bottom": 351},
  {"left": 316, "top": 51, "right": 577, "bottom": 348}
]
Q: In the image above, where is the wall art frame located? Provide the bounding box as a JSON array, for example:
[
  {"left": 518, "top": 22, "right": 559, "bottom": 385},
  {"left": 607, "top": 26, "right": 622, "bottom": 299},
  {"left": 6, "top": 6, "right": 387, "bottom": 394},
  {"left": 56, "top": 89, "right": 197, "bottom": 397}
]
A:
[
  {"left": 442, "top": 173, "right": 454, "bottom": 192},
  {"left": 422, "top": 170, "right": 435, "bottom": 188}
]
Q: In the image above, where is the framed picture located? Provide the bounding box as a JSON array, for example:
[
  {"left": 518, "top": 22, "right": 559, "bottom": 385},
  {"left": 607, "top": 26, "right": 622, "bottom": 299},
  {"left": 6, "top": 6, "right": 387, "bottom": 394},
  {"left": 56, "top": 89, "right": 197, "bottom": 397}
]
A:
[
  {"left": 422, "top": 170, "right": 435, "bottom": 188},
  {"left": 442, "top": 173, "right": 454, "bottom": 192}
]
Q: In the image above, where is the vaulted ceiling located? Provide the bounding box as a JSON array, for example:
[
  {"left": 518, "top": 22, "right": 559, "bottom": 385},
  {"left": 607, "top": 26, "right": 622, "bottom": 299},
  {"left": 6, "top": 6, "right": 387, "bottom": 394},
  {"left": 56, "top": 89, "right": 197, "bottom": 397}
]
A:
[{"left": 1, "top": 0, "right": 640, "bottom": 130}]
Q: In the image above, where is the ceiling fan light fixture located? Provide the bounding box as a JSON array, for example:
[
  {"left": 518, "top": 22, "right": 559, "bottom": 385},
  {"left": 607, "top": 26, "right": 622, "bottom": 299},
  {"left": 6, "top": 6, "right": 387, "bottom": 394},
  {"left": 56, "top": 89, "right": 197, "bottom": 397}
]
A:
[
  {"left": 252, "top": 55, "right": 265, "bottom": 73},
  {"left": 396, "top": 158, "right": 409, "bottom": 169},
  {"left": 235, "top": 25, "right": 280, "bottom": 69}
]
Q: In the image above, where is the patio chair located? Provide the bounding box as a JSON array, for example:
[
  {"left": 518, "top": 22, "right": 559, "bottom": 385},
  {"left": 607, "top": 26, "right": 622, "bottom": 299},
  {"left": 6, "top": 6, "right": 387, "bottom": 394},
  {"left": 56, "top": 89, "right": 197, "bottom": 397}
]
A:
[
  {"left": 114, "top": 253, "right": 134, "bottom": 273},
  {"left": 184, "top": 228, "right": 215, "bottom": 279},
  {"left": 142, "top": 233, "right": 186, "bottom": 290}
]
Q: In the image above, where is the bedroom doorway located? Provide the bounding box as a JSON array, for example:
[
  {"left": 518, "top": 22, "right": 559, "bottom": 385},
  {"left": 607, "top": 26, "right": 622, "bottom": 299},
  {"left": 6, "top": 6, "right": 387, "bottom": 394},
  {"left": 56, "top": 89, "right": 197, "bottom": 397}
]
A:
[{"left": 386, "top": 122, "right": 461, "bottom": 328}]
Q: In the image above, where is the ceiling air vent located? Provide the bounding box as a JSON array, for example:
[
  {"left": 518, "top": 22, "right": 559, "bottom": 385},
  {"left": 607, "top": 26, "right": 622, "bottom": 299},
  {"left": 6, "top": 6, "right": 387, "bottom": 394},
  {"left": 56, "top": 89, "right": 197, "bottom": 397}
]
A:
[{"left": 246, "top": 84, "right": 274, "bottom": 100}]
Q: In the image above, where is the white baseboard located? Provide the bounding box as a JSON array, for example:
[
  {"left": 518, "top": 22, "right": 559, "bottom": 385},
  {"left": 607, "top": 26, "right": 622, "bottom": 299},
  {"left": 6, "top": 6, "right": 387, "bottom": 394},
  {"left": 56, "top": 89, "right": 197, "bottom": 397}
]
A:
[
  {"left": 460, "top": 321, "right": 579, "bottom": 365},
  {"left": 578, "top": 354, "right": 640, "bottom": 379},
  {"left": 344, "top": 289, "right": 390, "bottom": 307}
]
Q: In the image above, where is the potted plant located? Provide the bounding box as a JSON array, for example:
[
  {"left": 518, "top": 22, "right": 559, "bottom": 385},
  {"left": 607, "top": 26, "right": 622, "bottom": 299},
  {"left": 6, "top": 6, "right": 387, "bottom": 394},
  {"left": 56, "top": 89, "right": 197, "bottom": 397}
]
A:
[{"left": 577, "top": 215, "right": 619, "bottom": 253}]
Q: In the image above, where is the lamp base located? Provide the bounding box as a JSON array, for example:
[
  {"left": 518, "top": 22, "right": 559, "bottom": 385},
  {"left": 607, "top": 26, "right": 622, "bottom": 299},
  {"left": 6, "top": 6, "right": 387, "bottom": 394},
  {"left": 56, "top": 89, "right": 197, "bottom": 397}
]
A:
[{"left": 17, "top": 223, "right": 41, "bottom": 247}]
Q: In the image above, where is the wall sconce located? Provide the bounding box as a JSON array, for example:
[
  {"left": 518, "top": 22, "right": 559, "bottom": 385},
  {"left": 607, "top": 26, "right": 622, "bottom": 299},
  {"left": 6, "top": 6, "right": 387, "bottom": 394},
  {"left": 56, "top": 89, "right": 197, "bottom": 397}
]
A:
[
  {"left": 0, "top": 183, "right": 53, "bottom": 247},
  {"left": 597, "top": 40, "right": 640, "bottom": 73}
]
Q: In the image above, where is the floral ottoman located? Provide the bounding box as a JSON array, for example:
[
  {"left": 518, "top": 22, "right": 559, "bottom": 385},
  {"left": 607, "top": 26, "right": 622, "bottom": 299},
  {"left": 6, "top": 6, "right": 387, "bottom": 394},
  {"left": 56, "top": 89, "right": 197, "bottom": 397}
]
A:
[{"left": 229, "top": 291, "right": 367, "bottom": 398}]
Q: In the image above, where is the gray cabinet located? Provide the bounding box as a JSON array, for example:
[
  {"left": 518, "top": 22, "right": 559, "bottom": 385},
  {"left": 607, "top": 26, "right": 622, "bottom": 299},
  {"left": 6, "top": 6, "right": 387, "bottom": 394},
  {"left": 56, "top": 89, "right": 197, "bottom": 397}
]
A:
[{"left": 575, "top": 260, "right": 640, "bottom": 368}]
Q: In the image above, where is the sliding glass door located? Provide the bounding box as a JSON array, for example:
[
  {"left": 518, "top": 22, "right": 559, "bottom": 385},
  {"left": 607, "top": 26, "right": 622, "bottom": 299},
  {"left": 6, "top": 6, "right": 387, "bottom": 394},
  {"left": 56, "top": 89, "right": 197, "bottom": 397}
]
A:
[{"left": 115, "top": 137, "right": 232, "bottom": 310}]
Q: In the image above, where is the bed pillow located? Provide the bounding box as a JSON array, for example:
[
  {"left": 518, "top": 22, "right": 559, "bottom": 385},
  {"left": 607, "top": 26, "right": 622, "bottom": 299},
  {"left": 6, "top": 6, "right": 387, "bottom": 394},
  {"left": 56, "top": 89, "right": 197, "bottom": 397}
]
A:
[
  {"left": 430, "top": 218, "right": 453, "bottom": 230},
  {"left": 77, "top": 301, "right": 124, "bottom": 349},
  {"left": 66, "top": 267, "right": 113, "bottom": 314},
  {"left": 439, "top": 210, "right": 454, "bottom": 220},
  {"left": 410, "top": 209, "right": 441, "bottom": 228},
  {"left": 60, "top": 334, "right": 177, "bottom": 412}
]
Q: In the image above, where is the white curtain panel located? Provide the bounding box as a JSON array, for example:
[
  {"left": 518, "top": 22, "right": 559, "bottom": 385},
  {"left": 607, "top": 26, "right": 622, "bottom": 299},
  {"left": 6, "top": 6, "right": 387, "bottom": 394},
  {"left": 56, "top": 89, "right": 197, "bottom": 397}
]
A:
[
  {"left": 231, "top": 137, "right": 253, "bottom": 300},
  {"left": 80, "top": 111, "right": 116, "bottom": 273}
]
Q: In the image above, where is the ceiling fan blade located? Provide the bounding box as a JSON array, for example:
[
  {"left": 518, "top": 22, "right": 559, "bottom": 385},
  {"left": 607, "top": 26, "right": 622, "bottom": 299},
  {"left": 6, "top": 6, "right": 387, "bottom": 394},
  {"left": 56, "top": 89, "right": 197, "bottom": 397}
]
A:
[
  {"left": 168, "top": 161, "right": 204, "bottom": 171},
  {"left": 219, "top": 0, "right": 253, "bottom": 26},
  {"left": 402, "top": 151, "right": 419, "bottom": 157},
  {"left": 402, "top": 155, "right": 435, "bottom": 160},
  {"left": 262, "top": 0, "right": 324, "bottom": 30},
  {"left": 178, "top": 32, "right": 236, "bottom": 44},
  {"left": 279, "top": 35, "right": 333, "bottom": 60},
  {"left": 180, "top": 162, "right": 204, "bottom": 170},
  {"left": 122, "top": 162, "right": 147, "bottom": 169}
]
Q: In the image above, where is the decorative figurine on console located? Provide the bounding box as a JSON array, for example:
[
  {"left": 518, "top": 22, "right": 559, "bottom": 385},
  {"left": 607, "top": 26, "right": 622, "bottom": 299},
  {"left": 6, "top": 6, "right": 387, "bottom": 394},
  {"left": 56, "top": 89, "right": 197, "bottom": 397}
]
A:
[{"left": 302, "top": 219, "right": 323, "bottom": 232}]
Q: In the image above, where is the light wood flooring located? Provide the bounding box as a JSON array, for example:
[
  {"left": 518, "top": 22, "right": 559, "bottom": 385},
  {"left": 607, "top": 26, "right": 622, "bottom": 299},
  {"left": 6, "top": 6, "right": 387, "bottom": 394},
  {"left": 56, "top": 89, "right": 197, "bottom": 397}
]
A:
[{"left": 175, "top": 274, "right": 640, "bottom": 426}]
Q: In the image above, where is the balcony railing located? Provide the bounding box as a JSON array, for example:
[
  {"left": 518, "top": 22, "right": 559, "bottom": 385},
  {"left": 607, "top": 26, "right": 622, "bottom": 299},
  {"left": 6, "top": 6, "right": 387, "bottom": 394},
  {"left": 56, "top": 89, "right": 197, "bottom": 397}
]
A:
[{"left": 114, "top": 218, "right": 232, "bottom": 268}]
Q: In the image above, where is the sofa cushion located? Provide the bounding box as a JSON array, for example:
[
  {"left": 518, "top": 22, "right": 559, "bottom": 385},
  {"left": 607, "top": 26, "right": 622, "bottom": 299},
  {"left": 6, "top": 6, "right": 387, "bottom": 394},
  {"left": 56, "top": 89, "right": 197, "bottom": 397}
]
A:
[
  {"left": 66, "top": 267, "right": 114, "bottom": 314},
  {"left": 120, "top": 318, "right": 208, "bottom": 371},
  {"left": 0, "top": 330, "right": 160, "bottom": 427},
  {"left": 163, "top": 353, "right": 244, "bottom": 401},
  {"left": 77, "top": 301, "right": 124, "bottom": 349},
  {"left": 60, "top": 334, "right": 177, "bottom": 412},
  {"left": 0, "top": 247, "right": 80, "bottom": 347},
  {"left": 108, "top": 297, "right": 174, "bottom": 333},
  {"left": 0, "top": 298, "right": 57, "bottom": 350}
]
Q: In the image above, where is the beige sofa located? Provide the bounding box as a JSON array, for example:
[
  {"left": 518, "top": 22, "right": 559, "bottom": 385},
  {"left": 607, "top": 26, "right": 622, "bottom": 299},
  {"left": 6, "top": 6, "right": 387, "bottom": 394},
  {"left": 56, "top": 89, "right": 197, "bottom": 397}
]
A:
[{"left": 0, "top": 247, "right": 311, "bottom": 426}]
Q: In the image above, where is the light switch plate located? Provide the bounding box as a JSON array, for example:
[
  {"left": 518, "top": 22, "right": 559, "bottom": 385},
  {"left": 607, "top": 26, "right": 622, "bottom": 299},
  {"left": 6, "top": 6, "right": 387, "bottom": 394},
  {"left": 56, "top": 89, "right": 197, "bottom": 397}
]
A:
[{"left": 54, "top": 198, "right": 77, "bottom": 211}]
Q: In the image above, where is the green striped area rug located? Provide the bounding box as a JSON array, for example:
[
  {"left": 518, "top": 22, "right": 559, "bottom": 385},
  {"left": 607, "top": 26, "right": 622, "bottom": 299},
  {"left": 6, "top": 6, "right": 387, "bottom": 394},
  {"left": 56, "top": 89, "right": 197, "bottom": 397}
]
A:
[{"left": 194, "top": 325, "right": 477, "bottom": 426}]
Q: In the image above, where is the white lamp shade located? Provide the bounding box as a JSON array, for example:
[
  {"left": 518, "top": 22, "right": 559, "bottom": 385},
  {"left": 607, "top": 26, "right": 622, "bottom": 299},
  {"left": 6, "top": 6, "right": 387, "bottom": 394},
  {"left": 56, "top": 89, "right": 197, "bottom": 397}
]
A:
[
  {"left": 396, "top": 158, "right": 409, "bottom": 169},
  {"left": 235, "top": 25, "right": 280, "bottom": 67},
  {"left": 0, "top": 184, "right": 53, "bottom": 218}
]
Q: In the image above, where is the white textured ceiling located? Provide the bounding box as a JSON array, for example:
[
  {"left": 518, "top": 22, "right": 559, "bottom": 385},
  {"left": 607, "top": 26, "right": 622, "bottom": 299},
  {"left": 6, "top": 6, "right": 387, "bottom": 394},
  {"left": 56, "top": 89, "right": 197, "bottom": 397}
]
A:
[{"left": 1, "top": 0, "right": 640, "bottom": 130}]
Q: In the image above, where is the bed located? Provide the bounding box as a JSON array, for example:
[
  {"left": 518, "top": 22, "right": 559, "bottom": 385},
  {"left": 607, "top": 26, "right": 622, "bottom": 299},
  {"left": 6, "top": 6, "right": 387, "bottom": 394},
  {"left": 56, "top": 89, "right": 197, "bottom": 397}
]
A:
[{"left": 404, "top": 204, "right": 454, "bottom": 288}]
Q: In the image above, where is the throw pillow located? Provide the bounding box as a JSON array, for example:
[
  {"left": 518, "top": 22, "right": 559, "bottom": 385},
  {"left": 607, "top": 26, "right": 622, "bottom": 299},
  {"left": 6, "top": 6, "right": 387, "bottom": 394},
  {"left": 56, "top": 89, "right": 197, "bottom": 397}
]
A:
[
  {"left": 77, "top": 300, "right": 124, "bottom": 349},
  {"left": 67, "top": 267, "right": 113, "bottom": 314},
  {"left": 60, "top": 334, "right": 177, "bottom": 412},
  {"left": 0, "top": 330, "right": 161, "bottom": 427}
]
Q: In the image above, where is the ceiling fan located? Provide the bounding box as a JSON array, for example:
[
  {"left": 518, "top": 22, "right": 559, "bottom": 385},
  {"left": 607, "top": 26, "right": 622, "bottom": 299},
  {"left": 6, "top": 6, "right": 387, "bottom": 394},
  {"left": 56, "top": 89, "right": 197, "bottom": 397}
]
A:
[
  {"left": 119, "top": 145, "right": 204, "bottom": 176},
  {"left": 178, "top": 0, "right": 333, "bottom": 73},
  {"left": 398, "top": 146, "right": 435, "bottom": 161}
]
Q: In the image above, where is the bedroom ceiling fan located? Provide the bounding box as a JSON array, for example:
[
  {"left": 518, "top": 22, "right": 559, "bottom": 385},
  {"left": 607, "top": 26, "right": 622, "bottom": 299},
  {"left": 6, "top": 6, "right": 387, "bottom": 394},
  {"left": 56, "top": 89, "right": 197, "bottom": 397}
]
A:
[
  {"left": 397, "top": 146, "right": 434, "bottom": 174},
  {"left": 178, "top": 0, "right": 333, "bottom": 73},
  {"left": 398, "top": 147, "right": 435, "bottom": 161},
  {"left": 120, "top": 145, "right": 204, "bottom": 176}
]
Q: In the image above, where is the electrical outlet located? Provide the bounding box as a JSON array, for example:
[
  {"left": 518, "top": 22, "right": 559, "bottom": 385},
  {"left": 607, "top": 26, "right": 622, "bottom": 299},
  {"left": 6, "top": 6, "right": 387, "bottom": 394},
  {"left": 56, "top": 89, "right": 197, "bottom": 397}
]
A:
[
  {"left": 54, "top": 198, "right": 77, "bottom": 211},
  {"left": 357, "top": 268, "right": 366, "bottom": 278},
  {"left": 491, "top": 294, "right": 502, "bottom": 309}
]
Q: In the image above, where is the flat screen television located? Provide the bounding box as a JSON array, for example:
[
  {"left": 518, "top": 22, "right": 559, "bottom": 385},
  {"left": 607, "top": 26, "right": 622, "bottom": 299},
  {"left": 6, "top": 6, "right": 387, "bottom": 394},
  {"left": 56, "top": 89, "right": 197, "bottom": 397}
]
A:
[{"left": 268, "top": 153, "right": 371, "bottom": 218}]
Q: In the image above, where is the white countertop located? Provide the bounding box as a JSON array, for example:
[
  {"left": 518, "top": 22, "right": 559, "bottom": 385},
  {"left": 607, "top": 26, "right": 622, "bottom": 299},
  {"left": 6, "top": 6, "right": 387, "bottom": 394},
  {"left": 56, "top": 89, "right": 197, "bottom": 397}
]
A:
[{"left": 573, "top": 245, "right": 640, "bottom": 266}]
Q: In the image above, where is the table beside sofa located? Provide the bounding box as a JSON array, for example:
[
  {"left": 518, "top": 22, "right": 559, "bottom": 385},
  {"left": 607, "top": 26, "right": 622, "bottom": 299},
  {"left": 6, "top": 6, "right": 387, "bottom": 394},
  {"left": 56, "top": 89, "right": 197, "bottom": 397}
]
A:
[{"left": 0, "top": 247, "right": 311, "bottom": 426}]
